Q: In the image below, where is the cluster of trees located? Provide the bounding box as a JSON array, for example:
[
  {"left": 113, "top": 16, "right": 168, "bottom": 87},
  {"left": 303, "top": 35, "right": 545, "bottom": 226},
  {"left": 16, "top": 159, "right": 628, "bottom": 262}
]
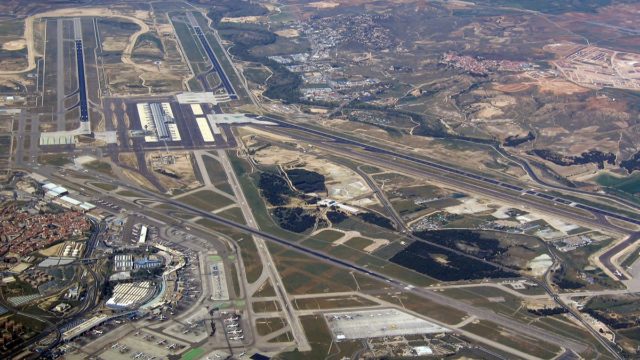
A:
[
  {"left": 357, "top": 212, "right": 395, "bottom": 230},
  {"left": 326, "top": 210, "right": 348, "bottom": 224},
  {"left": 272, "top": 207, "right": 316, "bottom": 233},
  {"left": 413, "top": 229, "right": 509, "bottom": 263},
  {"left": 621, "top": 151, "right": 640, "bottom": 173},
  {"left": 390, "top": 241, "right": 518, "bottom": 281},
  {"left": 258, "top": 172, "right": 292, "bottom": 206},
  {"left": 503, "top": 131, "right": 535, "bottom": 147},
  {"left": 206, "top": 0, "right": 269, "bottom": 26},
  {"left": 286, "top": 169, "right": 326, "bottom": 193},
  {"left": 531, "top": 149, "right": 616, "bottom": 169},
  {"left": 582, "top": 308, "right": 638, "bottom": 330},
  {"left": 208, "top": 5, "right": 303, "bottom": 103},
  {"left": 527, "top": 307, "right": 567, "bottom": 316},
  {"left": 552, "top": 265, "right": 585, "bottom": 290}
]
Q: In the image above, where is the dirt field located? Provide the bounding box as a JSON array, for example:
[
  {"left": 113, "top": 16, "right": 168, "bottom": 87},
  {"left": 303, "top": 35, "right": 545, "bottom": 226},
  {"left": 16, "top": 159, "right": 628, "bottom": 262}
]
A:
[
  {"left": 532, "top": 77, "right": 590, "bottom": 95},
  {"left": 2, "top": 39, "right": 26, "bottom": 51},
  {"left": 307, "top": 1, "right": 340, "bottom": 9},
  {"left": 145, "top": 151, "right": 200, "bottom": 191},
  {"left": 240, "top": 128, "right": 374, "bottom": 201},
  {"left": 0, "top": 7, "right": 150, "bottom": 75},
  {"left": 275, "top": 29, "right": 300, "bottom": 38},
  {"left": 253, "top": 145, "right": 372, "bottom": 201},
  {"left": 493, "top": 82, "right": 532, "bottom": 93}
]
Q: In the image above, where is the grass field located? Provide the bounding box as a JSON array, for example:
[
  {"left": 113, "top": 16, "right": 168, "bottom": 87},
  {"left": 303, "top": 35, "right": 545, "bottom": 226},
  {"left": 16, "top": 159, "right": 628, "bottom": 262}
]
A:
[
  {"left": 178, "top": 189, "right": 234, "bottom": 212},
  {"left": 203, "top": 154, "right": 232, "bottom": 188},
  {"left": 171, "top": 16, "right": 206, "bottom": 64},
  {"left": 344, "top": 237, "right": 373, "bottom": 250},
  {"left": 377, "top": 292, "right": 466, "bottom": 325},
  {"left": 116, "top": 190, "right": 143, "bottom": 197},
  {"left": 462, "top": 320, "right": 561, "bottom": 359},
  {"left": 90, "top": 182, "right": 117, "bottom": 191},
  {"left": 253, "top": 279, "right": 276, "bottom": 297},
  {"left": 312, "top": 229, "right": 344, "bottom": 242},
  {"left": 38, "top": 154, "right": 72, "bottom": 166},
  {"left": 256, "top": 317, "right": 287, "bottom": 336},
  {"left": 252, "top": 300, "right": 281, "bottom": 313},
  {"left": 292, "top": 295, "right": 377, "bottom": 310},
  {"left": 83, "top": 160, "right": 113, "bottom": 175},
  {"left": 228, "top": 262, "right": 241, "bottom": 297},
  {"left": 218, "top": 206, "right": 245, "bottom": 224},
  {"left": 181, "top": 347, "right": 204, "bottom": 360},
  {"left": 596, "top": 172, "right": 640, "bottom": 195},
  {"left": 277, "top": 315, "right": 363, "bottom": 360}
]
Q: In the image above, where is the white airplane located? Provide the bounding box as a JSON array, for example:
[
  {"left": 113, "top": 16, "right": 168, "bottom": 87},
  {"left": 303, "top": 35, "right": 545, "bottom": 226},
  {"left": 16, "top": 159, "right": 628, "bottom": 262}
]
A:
[
  {"left": 226, "top": 323, "right": 239, "bottom": 329},
  {"left": 228, "top": 329, "right": 243, "bottom": 335},
  {"left": 156, "top": 339, "right": 166, "bottom": 345},
  {"left": 134, "top": 353, "right": 143, "bottom": 359},
  {"left": 230, "top": 335, "right": 244, "bottom": 341},
  {"left": 167, "top": 344, "right": 177, "bottom": 350},
  {"left": 112, "top": 344, "right": 119, "bottom": 349}
]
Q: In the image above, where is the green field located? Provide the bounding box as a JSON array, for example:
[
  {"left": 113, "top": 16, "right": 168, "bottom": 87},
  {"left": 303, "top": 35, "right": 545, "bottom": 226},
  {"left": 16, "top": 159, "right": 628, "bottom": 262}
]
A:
[
  {"left": 462, "top": 320, "right": 562, "bottom": 359},
  {"left": 38, "top": 154, "right": 72, "bottom": 166},
  {"left": 181, "top": 347, "right": 205, "bottom": 360},
  {"left": 202, "top": 154, "right": 233, "bottom": 192},
  {"left": 345, "top": 237, "right": 374, "bottom": 250},
  {"left": 178, "top": 189, "right": 234, "bottom": 211},
  {"left": 171, "top": 16, "right": 207, "bottom": 64},
  {"left": 90, "top": 182, "right": 117, "bottom": 191},
  {"left": 83, "top": 160, "right": 113, "bottom": 176},
  {"left": 312, "top": 229, "right": 344, "bottom": 242},
  {"left": 278, "top": 315, "right": 363, "bottom": 360},
  {"left": 256, "top": 317, "right": 287, "bottom": 336},
  {"left": 595, "top": 172, "right": 640, "bottom": 195},
  {"left": 218, "top": 206, "right": 245, "bottom": 224}
]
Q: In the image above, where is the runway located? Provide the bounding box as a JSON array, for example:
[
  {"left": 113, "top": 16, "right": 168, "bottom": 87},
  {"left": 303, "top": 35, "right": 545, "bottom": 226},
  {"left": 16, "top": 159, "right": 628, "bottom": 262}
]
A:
[
  {"left": 39, "top": 165, "right": 592, "bottom": 355},
  {"left": 256, "top": 116, "right": 640, "bottom": 228}
]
